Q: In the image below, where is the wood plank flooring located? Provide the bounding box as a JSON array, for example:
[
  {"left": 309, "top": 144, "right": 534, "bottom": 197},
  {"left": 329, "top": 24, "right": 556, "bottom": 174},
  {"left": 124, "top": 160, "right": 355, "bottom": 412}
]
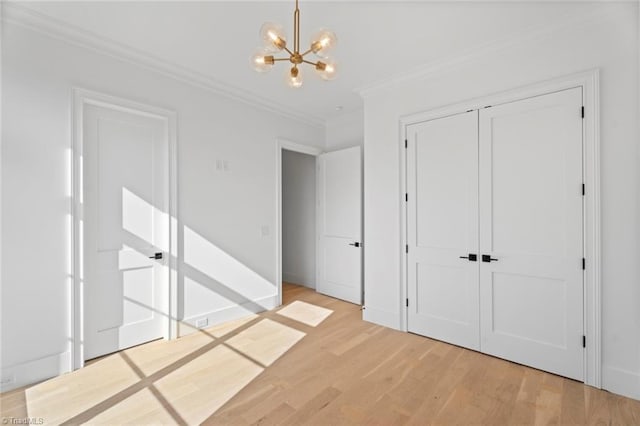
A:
[{"left": 2, "top": 283, "right": 639, "bottom": 425}]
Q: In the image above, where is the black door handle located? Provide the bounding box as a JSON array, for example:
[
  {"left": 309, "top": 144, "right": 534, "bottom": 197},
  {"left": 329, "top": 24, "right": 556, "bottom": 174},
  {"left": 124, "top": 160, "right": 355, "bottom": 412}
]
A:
[
  {"left": 349, "top": 242, "right": 361, "bottom": 248},
  {"left": 459, "top": 254, "right": 477, "bottom": 261},
  {"left": 149, "top": 252, "right": 163, "bottom": 260},
  {"left": 482, "top": 254, "right": 498, "bottom": 262}
]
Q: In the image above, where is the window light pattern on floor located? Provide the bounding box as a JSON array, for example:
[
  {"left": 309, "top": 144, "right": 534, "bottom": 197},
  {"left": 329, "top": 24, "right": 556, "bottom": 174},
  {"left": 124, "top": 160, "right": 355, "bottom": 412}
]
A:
[{"left": 276, "top": 300, "right": 333, "bottom": 327}]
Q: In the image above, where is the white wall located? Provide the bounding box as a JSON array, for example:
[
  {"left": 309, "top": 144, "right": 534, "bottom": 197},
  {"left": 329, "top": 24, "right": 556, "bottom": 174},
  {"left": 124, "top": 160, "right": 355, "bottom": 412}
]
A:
[
  {"left": 282, "top": 150, "right": 316, "bottom": 288},
  {"left": 361, "top": 4, "right": 640, "bottom": 400},
  {"left": 0, "top": 23, "right": 324, "bottom": 390},
  {"left": 325, "top": 108, "right": 364, "bottom": 151}
]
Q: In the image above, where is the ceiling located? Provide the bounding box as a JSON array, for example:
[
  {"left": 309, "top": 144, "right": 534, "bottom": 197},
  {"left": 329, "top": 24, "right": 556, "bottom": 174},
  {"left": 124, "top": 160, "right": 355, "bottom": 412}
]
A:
[{"left": 14, "top": 1, "right": 599, "bottom": 124}]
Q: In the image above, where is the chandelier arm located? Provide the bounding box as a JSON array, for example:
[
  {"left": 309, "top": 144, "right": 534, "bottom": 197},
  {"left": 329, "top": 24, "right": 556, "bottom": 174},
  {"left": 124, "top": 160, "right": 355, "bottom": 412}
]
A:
[
  {"left": 300, "top": 48, "right": 314, "bottom": 57},
  {"left": 302, "top": 59, "right": 319, "bottom": 66},
  {"left": 283, "top": 45, "right": 294, "bottom": 56},
  {"left": 273, "top": 58, "right": 291, "bottom": 62}
]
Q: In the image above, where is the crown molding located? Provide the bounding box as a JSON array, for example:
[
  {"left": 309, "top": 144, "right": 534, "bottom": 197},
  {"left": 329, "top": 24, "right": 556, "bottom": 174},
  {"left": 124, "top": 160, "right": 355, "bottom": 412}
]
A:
[
  {"left": 354, "top": 5, "right": 605, "bottom": 98},
  {"left": 2, "top": 2, "right": 326, "bottom": 129}
]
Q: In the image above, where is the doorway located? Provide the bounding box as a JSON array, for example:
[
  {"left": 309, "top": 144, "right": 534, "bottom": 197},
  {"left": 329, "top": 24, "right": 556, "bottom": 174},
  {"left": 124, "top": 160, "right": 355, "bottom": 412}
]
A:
[
  {"left": 276, "top": 140, "right": 364, "bottom": 306},
  {"left": 282, "top": 149, "right": 317, "bottom": 290},
  {"left": 275, "top": 140, "right": 321, "bottom": 304},
  {"left": 72, "top": 89, "right": 178, "bottom": 368}
]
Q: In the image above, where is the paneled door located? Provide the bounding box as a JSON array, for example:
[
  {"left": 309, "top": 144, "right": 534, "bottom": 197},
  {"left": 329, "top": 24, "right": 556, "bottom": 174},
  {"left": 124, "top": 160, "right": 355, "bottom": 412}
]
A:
[
  {"left": 317, "top": 146, "right": 362, "bottom": 304},
  {"left": 83, "top": 103, "right": 169, "bottom": 360},
  {"left": 406, "top": 110, "right": 480, "bottom": 350},
  {"left": 478, "top": 88, "right": 584, "bottom": 380}
]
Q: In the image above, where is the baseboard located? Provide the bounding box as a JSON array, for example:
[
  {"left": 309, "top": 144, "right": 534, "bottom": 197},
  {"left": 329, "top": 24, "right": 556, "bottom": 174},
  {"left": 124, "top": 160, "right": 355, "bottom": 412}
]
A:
[
  {"left": 282, "top": 272, "right": 315, "bottom": 289},
  {"left": 603, "top": 365, "right": 640, "bottom": 401},
  {"left": 178, "top": 295, "right": 279, "bottom": 337},
  {"left": 362, "top": 306, "right": 401, "bottom": 330},
  {"left": 1, "top": 351, "right": 71, "bottom": 392},
  {"left": 282, "top": 272, "right": 304, "bottom": 285}
]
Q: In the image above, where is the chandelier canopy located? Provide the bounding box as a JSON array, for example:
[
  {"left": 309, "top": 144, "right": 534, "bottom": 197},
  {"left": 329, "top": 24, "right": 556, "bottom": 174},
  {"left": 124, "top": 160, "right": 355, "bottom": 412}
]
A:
[{"left": 251, "top": 0, "right": 337, "bottom": 88}]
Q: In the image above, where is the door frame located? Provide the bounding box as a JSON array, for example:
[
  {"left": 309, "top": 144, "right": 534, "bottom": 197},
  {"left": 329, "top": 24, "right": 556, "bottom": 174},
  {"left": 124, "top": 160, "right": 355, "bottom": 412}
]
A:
[
  {"left": 71, "top": 88, "right": 178, "bottom": 370},
  {"left": 399, "top": 69, "right": 601, "bottom": 388},
  {"left": 275, "top": 139, "right": 323, "bottom": 305}
]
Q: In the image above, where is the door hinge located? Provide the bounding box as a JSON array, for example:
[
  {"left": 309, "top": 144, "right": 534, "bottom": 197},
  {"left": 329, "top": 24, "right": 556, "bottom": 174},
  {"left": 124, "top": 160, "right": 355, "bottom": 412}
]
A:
[
  {"left": 581, "top": 106, "right": 585, "bottom": 118},
  {"left": 406, "top": 244, "right": 409, "bottom": 254},
  {"left": 582, "top": 335, "right": 586, "bottom": 348},
  {"left": 405, "top": 193, "right": 408, "bottom": 202},
  {"left": 582, "top": 183, "right": 585, "bottom": 196},
  {"left": 405, "top": 139, "right": 408, "bottom": 149},
  {"left": 582, "top": 258, "right": 586, "bottom": 270},
  {"left": 406, "top": 298, "right": 409, "bottom": 307}
]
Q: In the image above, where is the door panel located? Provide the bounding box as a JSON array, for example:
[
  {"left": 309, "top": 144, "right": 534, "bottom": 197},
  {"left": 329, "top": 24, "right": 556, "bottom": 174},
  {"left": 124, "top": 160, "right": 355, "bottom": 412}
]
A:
[
  {"left": 84, "top": 104, "right": 168, "bottom": 360},
  {"left": 479, "top": 87, "right": 584, "bottom": 380},
  {"left": 317, "top": 146, "right": 362, "bottom": 304},
  {"left": 407, "top": 111, "right": 480, "bottom": 350}
]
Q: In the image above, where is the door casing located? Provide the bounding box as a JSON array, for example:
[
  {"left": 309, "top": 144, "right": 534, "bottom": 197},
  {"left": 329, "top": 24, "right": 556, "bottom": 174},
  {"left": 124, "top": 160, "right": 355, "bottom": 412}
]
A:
[
  {"left": 399, "top": 69, "right": 601, "bottom": 388},
  {"left": 71, "top": 88, "right": 178, "bottom": 370}
]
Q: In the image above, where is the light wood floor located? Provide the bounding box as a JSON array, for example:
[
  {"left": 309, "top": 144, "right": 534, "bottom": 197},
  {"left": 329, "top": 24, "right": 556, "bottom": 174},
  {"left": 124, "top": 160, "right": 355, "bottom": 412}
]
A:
[{"left": 2, "top": 283, "right": 639, "bottom": 425}]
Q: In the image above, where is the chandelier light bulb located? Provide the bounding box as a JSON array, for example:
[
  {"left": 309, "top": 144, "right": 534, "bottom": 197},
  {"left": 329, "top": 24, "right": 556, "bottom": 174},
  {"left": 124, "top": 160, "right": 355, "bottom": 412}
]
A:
[
  {"left": 287, "top": 67, "right": 303, "bottom": 88},
  {"left": 310, "top": 29, "right": 337, "bottom": 58},
  {"left": 260, "top": 22, "right": 287, "bottom": 51},
  {"left": 251, "top": 48, "right": 275, "bottom": 72},
  {"left": 316, "top": 59, "right": 337, "bottom": 81}
]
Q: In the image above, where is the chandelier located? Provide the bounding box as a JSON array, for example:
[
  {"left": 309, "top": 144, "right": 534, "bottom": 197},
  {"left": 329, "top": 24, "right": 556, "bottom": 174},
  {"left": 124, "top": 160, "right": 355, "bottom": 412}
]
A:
[{"left": 251, "top": 0, "right": 337, "bottom": 88}]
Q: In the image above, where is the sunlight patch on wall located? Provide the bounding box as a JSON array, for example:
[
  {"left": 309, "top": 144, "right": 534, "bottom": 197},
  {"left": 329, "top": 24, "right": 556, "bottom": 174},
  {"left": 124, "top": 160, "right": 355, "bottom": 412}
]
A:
[
  {"left": 183, "top": 276, "right": 235, "bottom": 318},
  {"left": 183, "top": 226, "right": 275, "bottom": 303}
]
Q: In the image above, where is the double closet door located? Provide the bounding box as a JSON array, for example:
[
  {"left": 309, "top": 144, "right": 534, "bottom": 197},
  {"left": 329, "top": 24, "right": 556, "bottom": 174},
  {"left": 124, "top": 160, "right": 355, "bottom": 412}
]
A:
[{"left": 406, "top": 88, "right": 584, "bottom": 381}]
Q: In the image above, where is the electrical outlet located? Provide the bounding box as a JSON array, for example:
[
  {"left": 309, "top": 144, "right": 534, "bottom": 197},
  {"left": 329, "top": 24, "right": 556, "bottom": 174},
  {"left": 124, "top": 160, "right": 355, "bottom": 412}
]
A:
[
  {"left": 216, "top": 160, "right": 223, "bottom": 171},
  {"left": 196, "top": 318, "right": 208, "bottom": 329},
  {"left": 261, "top": 225, "right": 270, "bottom": 237},
  {"left": 223, "top": 160, "right": 230, "bottom": 171}
]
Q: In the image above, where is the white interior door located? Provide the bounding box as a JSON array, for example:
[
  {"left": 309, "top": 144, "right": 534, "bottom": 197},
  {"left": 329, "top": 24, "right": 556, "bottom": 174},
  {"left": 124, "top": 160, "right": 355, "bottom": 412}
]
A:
[
  {"left": 406, "top": 111, "right": 480, "bottom": 350},
  {"left": 317, "top": 146, "right": 362, "bottom": 304},
  {"left": 479, "top": 88, "right": 584, "bottom": 380},
  {"left": 84, "top": 103, "right": 168, "bottom": 360}
]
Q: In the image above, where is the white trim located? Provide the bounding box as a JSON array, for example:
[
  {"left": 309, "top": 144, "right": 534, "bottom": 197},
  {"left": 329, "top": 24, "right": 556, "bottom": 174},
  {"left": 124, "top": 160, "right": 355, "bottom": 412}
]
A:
[
  {"left": 3, "top": 2, "right": 324, "bottom": 129},
  {"left": 177, "top": 295, "right": 279, "bottom": 338},
  {"left": 398, "top": 119, "right": 408, "bottom": 333},
  {"left": 275, "top": 139, "right": 323, "bottom": 306},
  {"left": 356, "top": 6, "right": 601, "bottom": 97},
  {"left": 71, "top": 88, "right": 178, "bottom": 370},
  {"left": 0, "top": 351, "right": 70, "bottom": 393},
  {"left": 602, "top": 366, "right": 640, "bottom": 401},
  {"left": 399, "top": 69, "right": 601, "bottom": 388}
]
